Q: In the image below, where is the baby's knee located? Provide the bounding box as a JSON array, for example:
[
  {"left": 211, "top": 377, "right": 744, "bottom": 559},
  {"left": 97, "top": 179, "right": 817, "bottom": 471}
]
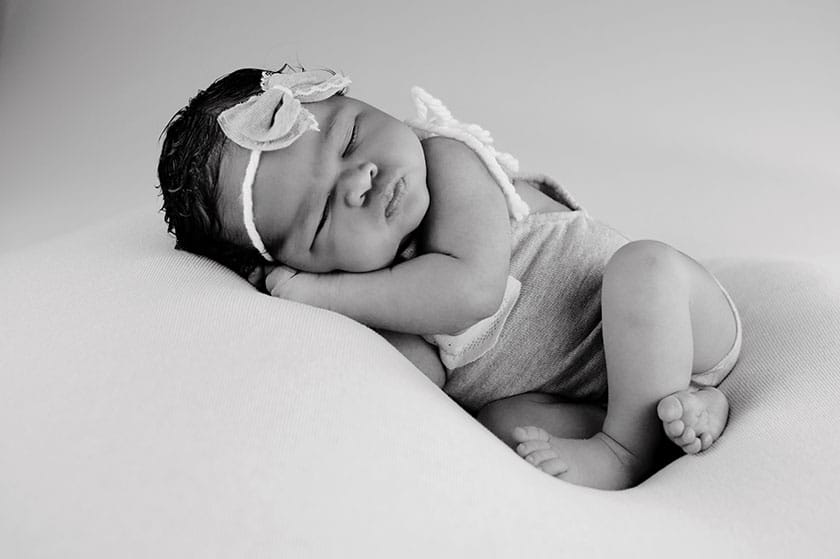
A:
[
  {"left": 604, "top": 240, "right": 688, "bottom": 290},
  {"left": 609, "top": 240, "right": 681, "bottom": 272}
]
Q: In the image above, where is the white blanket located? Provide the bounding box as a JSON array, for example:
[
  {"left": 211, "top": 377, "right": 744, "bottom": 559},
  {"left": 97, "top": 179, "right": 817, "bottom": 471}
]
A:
[{"left": 1, "top": 208, "right": 838, "bottom": 557}]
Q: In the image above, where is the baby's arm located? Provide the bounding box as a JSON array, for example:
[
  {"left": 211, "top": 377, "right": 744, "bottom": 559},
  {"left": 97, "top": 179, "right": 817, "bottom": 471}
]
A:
[
  {"left": 377, "top": 329, "right": 446, "bottom": 388},
  {"left": 271, "top": 136, "right": 512, "bottom": 335}
]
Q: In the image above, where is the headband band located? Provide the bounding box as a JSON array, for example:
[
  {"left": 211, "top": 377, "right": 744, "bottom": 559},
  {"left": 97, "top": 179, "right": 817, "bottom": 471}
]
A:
[
  {"left": 240, "top": 150, "right": 271, "bottom": 260},
  {"left": 217, "top": 69, "right": 351, "bottom": 262}
]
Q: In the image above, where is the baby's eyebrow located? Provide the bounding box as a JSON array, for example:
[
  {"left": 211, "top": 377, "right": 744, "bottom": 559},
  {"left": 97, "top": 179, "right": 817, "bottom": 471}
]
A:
[
  {"left": 324, "top": 105, "right": 351, "bottom": 149},
  {"left": 324, "top": 112, "right": 339, "bottom": 144}
]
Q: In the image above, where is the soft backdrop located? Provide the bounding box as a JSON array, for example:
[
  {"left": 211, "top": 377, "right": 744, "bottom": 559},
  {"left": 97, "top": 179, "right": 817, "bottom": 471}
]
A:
[{"left": 0, "top": 0, "right": 838, "bottom": 263}]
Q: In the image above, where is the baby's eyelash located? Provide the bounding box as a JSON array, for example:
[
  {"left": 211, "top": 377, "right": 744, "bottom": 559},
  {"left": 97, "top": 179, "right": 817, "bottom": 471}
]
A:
[
  {"left": 342, "top": 120, "right": 358, "bottom": 157},
  {"left": 315, "top": 192, "right": 331, "bottom": 238}
]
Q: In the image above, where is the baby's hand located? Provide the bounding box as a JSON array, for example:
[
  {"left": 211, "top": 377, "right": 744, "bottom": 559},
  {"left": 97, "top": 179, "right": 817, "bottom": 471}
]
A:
[
  {"left": 263, "top": 265, "right": 335, "bottom": 310},
  {"left": 247, "top": 266, "right": 268, "bottom": 292},
  {"left": 264, "top": 265, "right": 299, "bottom": 295}
]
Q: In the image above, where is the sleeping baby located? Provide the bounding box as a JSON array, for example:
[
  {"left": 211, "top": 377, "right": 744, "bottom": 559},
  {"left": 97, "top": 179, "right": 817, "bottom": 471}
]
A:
[{"left": 157, "top": 65, "right": 741, "bottom": 489}]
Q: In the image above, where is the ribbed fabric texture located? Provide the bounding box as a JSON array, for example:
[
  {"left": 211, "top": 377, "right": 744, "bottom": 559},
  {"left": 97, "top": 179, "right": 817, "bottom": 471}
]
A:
[
  {"left": 1, "top": 208, "right": 839, "bottom": 558},
  {"left": 443, "top": 176, "right": 629, "bottom": 412}
]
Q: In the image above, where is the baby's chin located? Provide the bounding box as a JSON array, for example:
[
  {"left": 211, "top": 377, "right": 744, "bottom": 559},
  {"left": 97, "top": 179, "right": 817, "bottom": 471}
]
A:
[
  {"left": 345, "top": 252, "right": 400, "bottom": 273},
  {"left": 339, "top": 235, "right": 413, "bottom": 273}
]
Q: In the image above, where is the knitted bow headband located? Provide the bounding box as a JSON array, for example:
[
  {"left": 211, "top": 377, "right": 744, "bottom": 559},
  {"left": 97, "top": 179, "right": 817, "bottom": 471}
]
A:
[{"left": 217, "top": 69, "right": 351, "bottom": 262}]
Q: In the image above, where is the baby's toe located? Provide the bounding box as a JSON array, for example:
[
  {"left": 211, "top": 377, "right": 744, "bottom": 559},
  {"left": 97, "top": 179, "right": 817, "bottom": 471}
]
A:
[
  {"left": 657, "top": 394, "right": 684, "bottom": 423},
  {"left": 682, "top": 438, "right": 702, "bottom": 454},
  {"left": 512, "top": 425, "right": 550, "bottom": 443},
  {"left": 677, "top": 426, "right": 697, "bottom": 446},
  {"left": 538, "top": 457, "right": 568, "bottom": 476},
  {"left": 516, "top": 440, "right": 550, "bottom": 457},
  {"left": 524, "top": 448, "right": 559, "bottom": 467},
  {"left": 700, "top": 432, "right": 714, "bottom": 450},
  {"left": 663, "top": 419, "right": 685, "bottom": 439}
]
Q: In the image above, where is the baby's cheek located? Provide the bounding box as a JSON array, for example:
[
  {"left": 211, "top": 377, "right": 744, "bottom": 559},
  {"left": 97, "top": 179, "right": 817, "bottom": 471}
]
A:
[{"left": 341, "top": 238, "right": 396, "bottom": 272}]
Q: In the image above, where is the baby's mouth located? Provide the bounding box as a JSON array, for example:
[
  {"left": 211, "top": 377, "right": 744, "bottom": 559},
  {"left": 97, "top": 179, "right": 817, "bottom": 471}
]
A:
[{"left": 384, "top": 177, "right": 406, "bottom": 219}]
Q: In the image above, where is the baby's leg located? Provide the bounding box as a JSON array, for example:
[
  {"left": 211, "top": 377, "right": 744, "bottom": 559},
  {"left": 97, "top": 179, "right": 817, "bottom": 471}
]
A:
[
  {"left": 514, "top": 240, "right": 736, "bottom": 489},
  {"left": 477, "top": 393, "right": 605, "bottom": 448}
]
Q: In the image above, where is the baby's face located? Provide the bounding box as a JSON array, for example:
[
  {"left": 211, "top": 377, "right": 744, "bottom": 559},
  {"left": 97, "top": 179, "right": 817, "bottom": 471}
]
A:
[{"left": 218, "top": 95, "right": 429, "bottom": 273}]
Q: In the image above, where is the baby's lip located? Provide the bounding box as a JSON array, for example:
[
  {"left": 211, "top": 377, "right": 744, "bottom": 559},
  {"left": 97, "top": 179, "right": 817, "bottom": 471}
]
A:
[
  {"left": 384, "top": 177, "right": 405, "bottom": 220},
  {"left": 371, "top": 174, "right": 393, "bottom": 201}
]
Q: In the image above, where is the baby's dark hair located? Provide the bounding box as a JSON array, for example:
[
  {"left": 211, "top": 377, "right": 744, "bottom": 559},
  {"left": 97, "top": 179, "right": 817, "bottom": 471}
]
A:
[
  {"left": 158, "top": 64, "right": 340, "bottom": 278},
  {"left": 157, "top": 67, "right": 267, "bottom": 278}
]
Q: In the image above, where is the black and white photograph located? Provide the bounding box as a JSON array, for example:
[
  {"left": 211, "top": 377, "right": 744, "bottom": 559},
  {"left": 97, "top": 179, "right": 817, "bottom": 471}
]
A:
[{"left": 1, "top": 0, "right": 838, "bottom": 556}]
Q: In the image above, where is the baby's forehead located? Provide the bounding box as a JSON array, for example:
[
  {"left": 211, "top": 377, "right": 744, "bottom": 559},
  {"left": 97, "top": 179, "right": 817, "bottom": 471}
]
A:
[{"left": 214, "top": 93, "right": 369, "bottom": 244}]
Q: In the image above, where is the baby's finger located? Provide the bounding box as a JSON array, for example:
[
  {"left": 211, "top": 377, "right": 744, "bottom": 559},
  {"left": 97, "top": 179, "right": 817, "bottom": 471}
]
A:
[
  {"left": 247, "top": 266, "right": 267, "bottom": 289},
  {"left": 265, "top": 265, "right": 299, "bottom": 295}
]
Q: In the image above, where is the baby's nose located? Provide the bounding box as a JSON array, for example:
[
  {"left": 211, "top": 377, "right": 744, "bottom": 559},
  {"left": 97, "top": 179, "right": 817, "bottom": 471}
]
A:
[{"left": 342, "top": 162, "right": 378, "bottom": 207}]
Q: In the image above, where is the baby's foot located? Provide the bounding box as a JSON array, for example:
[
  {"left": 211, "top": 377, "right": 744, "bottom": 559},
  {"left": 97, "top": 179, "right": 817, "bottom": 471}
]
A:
[
  {"left": 512, "top": 426, "right": 647, "bottom": 490},
  {"left": 657, "top": 387, "right": 729, "bottom": 454}
]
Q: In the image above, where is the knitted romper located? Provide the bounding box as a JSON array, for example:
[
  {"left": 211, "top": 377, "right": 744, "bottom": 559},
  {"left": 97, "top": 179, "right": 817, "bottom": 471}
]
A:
[
  {"left": 404, "top": 87, "right": 742, "bottom": 414},
  {"left": 438, "top": 174, "right": 742, "bottom": 414},
  {"left": 439, "top": 174, "right": 627, "bottom": 413}
]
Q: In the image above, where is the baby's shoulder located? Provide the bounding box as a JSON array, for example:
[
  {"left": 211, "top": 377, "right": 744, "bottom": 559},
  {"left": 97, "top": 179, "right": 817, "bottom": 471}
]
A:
[
  {"left": 420, "top": 136, "right": 502, "bottom": 195},
  {"left": 422, "top": 137, "right": 572, "bottom": 216},
  {"left": 420, "top": 135, "right": 478, "bottom": 168},
  {"left": 512, "top": 179, "right": 573, "bottom": 215}
]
